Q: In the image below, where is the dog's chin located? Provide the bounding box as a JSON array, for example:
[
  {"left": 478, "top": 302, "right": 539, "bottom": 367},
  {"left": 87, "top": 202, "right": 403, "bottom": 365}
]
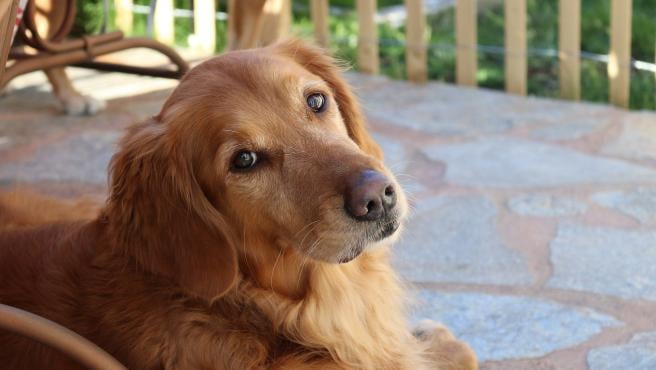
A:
[
  {"left": 300, "top": 218, "right": 403, "bottom": 264},
  {"left": 374, "top": 220, "right": 401, "bottom": 241},
  {"left": 336, "top": 244, "right": 364, "bottom": 264},
  {"left": 336, "top": 220, "right": 402, "bottom": 264}
]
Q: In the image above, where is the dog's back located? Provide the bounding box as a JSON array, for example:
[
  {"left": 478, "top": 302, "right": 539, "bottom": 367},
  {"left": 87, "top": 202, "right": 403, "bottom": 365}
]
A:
[
  {"left": 0, "top": 190, "right": 100, "bottom": 229},
  {"left": 0, "top": 192, "right": 99, "bottom": 369}
]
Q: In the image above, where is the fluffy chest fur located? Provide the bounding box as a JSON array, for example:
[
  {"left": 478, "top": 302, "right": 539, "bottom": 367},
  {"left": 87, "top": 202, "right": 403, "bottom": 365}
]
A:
[{"left": 240, "top": 247, "right": 430, "bottom": 370}]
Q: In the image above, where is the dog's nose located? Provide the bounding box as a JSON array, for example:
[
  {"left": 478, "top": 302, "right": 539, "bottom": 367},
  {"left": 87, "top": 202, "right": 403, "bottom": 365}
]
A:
[{"left": 345, "top": 170, "right": 397, "bottom": 221}]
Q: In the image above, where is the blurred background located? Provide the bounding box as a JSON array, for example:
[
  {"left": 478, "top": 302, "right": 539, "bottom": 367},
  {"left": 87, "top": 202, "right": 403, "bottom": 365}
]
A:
[
  {"left": 2, "top": 1, "right": 656, "bottom": 369},
  {"left": 72, "top": 0, "right": 655, "bottom": 109}
]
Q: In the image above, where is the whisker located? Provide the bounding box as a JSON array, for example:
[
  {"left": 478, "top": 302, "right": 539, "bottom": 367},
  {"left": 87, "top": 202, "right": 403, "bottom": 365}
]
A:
[
  {"left": 270, "top": 247, "right": 284, "bottom": 291},
  {"left": 294, "top": 219, "right": 321, "bottom": 239},
  {"left": 298, "top": 221, "right": 322, "bottom": 251},
  {"left": 241, "top": 226, "right": 252, "bottom": 273},
  {"left": 387, "top": 161, "right": 408, "bottom": 172},
  {"left": 395, "top": 173, "right": 418, "bottom": 180},
  {"left": 296, "top": 236, "right": 322, "bottom": 289},
  {"left": 305, "top": 237, "right": 323, "bottom": 262},
  {"left": 405, "top": 193, "right": 419, "bottom": 204},
  {"left": 293, "top": 220, "right": 325, "bottom": 290}
]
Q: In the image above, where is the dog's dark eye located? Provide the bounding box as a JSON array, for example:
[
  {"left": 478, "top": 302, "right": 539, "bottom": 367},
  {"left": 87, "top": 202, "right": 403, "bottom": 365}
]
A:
[
  {"left": 232, "top": 151, "right": 258, "bottom": 170},
  {"left": 307, "top": 93, "right": 326, "bottom": 113}
]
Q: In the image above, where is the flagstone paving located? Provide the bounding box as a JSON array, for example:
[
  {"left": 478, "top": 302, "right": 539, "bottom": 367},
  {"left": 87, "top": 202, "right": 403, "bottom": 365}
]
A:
[
  {"left": 410, "top": 291, "right": 620, "bottom": 362},
  {"left": 548, "top": 223, "right": 656, "bottom": 301},
  {"left": 0, "top": 130, "right": 119, "bottom": 184},
  {"left": 422, "top": 136, "right": 656, "bottom": 188},
  {"left": 2, "top": 66, "right": 656, "bottom": 369},
  {"left": 395, "top": 195, "right": 533, "bottom": 286},
  {"left": 592, "top": 188, "right": 656, "bottom": 225},
  {"left": 507, "top": 194, "right": 588, "bottom": 217},
  {"left": 588, "top": 331, "right": 656, "bottom": 370}
]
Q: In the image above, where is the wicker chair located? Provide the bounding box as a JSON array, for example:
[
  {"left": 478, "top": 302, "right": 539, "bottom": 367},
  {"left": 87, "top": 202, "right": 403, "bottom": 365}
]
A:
[{"left": 1, "top": 0, "right": 188, "bottom": 89}]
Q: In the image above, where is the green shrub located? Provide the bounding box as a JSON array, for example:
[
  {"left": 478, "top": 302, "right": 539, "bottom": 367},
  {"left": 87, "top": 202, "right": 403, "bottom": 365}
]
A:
[{"left": 74, "top": 0, "right": 654, "bottom": 109}]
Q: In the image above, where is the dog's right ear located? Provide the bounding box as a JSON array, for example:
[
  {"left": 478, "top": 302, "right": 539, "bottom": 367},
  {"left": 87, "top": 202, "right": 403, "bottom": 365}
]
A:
[{"left": 105, "top": 118, "right": 238, "bottom": 302}]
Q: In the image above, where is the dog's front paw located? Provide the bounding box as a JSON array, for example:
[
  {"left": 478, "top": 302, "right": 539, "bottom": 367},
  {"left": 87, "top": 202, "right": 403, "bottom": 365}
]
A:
[
  {"left": 413, "top": 319, "right": 455, "bottom": 342},
  {"left": 413, "top": 319, "right": 478, "bottom": 370},
  {"left": 62, "top": 95, "right": 106, "bottom": 116}
]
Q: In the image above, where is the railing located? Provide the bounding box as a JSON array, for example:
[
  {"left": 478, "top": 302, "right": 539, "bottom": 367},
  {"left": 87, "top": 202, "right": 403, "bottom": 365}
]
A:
[
  {"left": 114, "top": 0, "right": 643, "bottom": 109},
  {"left": 116, "top": 0, "right": 217, "bottom": 54}
]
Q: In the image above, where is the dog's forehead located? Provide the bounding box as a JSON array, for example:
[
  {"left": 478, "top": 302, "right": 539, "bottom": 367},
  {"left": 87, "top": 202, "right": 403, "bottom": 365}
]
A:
[
  {"left": 220, "top": 100, "right": 347, "bottom": 152},
  {"left": 183, "top": 50, "right": 347, "bottom": 143},
  {"left": 212, "top": 54, "right": 331, "bottom": 115},
  {"left": 227, "top": 51, "right": 326, "bottom": 88}
]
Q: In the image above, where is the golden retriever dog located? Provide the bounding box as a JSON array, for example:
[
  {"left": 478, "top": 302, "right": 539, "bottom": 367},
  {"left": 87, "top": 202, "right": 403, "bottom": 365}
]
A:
[{"left": 0, "top": 40, "right": 477, "bottom": 369}]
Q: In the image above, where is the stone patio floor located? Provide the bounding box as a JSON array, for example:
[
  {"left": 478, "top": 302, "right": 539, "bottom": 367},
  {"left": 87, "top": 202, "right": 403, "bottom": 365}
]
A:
[{"left": 2, "top": 63, "right": 656, "bottom": 370}]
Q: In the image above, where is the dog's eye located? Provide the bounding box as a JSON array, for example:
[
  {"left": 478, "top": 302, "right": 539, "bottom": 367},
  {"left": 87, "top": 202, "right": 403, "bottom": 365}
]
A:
[
  {"left": 232, "top": 151, "right": 258, "bottom": 170},
  {"left": 307, "top": 93, "right": 327, "bottom": 113}
]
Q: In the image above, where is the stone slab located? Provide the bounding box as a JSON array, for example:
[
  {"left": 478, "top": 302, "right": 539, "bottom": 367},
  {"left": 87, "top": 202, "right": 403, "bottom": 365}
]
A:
[
  {"left": 592, "top": 188, "right": 656, "bottom": 225},
  {"left": 601, "top": 112, "right": 656, "bottom": 162},
  {"left": 393, "top": 195, "right": 533, "bottom": 285},
  {"left": 508, "top": 193, "right": 588, "bottom": 217},
  {"left": 410, "top": 290, "right": 620, "bottom": 362},
  {"left": 548, "top": 223, "right": 656, "bottom": 300},
  {"left": 423, "top": 137, "right": 656, "bottom": 188},
  {"left": 588, "top": 331, "right": 656, "bottom": 370},
  {"left": 529, "top": 119, "right": 607, "bottom": 141},
  {"left": 357, "top": 81, "right": 515, "bottom": 137},
  {"left": 348, "top": 73, "right": 616, "bottom": 139},
  {"left": 0, "top": 131, "right": 119, "bottom": 185}
]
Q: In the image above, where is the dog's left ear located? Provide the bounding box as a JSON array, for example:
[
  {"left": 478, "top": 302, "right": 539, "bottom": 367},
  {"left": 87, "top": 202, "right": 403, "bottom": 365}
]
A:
[
  {"left": 272, "top": 39, "right": 383, "bottom": 160},
  {"left": 106, "top": 119, "right": 239, "bottom": 302}
]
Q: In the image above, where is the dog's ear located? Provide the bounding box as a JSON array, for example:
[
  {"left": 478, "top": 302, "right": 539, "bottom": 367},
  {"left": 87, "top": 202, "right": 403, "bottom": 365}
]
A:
[
  {"left": 272, "top": 39, "right": 383, "bottom": 160},
  {"left": 106, "top": 119, "right": 238, "bottom": 302}
]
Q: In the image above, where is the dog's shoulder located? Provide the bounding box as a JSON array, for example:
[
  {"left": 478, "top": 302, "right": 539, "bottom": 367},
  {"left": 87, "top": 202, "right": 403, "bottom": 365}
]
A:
[{"left": 0, "top": 221, "right": 98, "bottom": 306}]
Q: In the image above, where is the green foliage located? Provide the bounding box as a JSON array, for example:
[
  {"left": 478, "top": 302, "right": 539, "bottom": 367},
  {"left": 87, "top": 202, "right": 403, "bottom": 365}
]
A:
[
  {"left": 631, "top": 0, "right": 656, "bottom": 61},
  {"left": 420, "top": 0, "right": 653, "bottom": 109},
  {"left": 335, "top": 0, "right": 403, "bottom": 8},
  {"left": 74, "top": 0, "right": 654, "bottom": 109},
  {"left": 72, "top": 0, "right": 105, "bottom": 36}
]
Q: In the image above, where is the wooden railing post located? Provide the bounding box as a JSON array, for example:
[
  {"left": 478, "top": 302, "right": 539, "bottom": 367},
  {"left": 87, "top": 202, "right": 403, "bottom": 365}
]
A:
[
  {"left": 227, "top": 0, "right": 266, "bottom": 50},
  {"left": 455, "top": 0, "right": 477, "bottom": 86},
  {"left": 115, "top": 0, "right": 133, "bottom": 35},
  {"left": 504, "top": 0, "right": 526, "bottom": 95},
  {"left": 558, "top": 0, "right": 580, "bottom": 100},
  {"left": 260, "top": 0, "right": 292, "bottom": 46},
  {"left": 154, "top": 0, "right": 175, "bottom": 45},
  {"left": 404, "top": 0, "right": 426, "bottom": 83},
  {"left": 310, "top": 0, "right": 329, "bottom": 48},
  {"left": 192, "top": 0, "right": 216, "bottom": 55},
  {"left": 608, "top": 0, "right": 632, "bottom": 108},
  {"left": 356, "top": 0, "right": 379, "bottom": 74}
]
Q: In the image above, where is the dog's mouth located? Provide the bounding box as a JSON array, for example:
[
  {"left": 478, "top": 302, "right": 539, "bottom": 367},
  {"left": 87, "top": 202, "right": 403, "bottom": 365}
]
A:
[
  {"left": 338, "top": 246, "right": 363, "bottom": 263},
  {"left": 337, "top": 220, "right": 400, "bottom": 263},
  {"left": 374, "top": 220, "right": 400, "bottom": 241}
]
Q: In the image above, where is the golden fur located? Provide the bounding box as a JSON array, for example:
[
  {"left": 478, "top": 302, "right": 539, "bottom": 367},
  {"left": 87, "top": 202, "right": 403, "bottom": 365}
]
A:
[{"left": 0, "top": 40, "right": 476, "bottom": 369}]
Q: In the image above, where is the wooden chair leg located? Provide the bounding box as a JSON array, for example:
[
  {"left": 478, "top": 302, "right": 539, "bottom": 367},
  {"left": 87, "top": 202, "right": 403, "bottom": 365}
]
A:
[
  {"left": 0, "top": 304, "right": 126, "bottom": 370},
  {"left": 0, "top": 0, "right": 19, "bottom": 78}
]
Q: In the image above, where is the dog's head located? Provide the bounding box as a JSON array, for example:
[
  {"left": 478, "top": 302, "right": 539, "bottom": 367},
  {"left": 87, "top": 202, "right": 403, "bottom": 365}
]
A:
[{"left": 107, "top": 40, "right": 407, "bottom": 301}]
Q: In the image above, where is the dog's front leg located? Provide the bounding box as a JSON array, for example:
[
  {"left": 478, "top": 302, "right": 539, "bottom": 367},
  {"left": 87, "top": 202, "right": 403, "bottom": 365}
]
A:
[
  {"left": 270, "top": 356, "right": 347, "bottom": 370},
  {"left": 44, "top": 67, "right": 105, "bottom": 116},
  {"left": 413, "top": 320, "right": 478, "bottom": 370},
  {"left": 161, "top": 322, "right": 273, "bottom": 370}
]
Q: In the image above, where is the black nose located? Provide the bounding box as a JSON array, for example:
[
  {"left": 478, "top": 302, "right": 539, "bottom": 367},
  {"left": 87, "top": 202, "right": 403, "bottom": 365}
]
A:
[{"left": 345, "top": 170, "right": 397, "bottom": 221}]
